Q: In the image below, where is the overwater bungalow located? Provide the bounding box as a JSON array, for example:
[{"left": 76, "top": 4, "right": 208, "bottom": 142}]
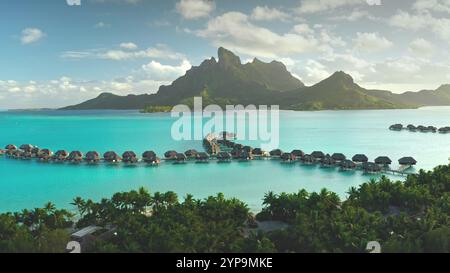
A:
[
  {"left": 243, "top": 146, "right": 253, "bottom": 154},
  {"left": 374, "top": 156, "right": 392, "bottom": 167},
  {"left": 398, "top": 157, "right": 417, "bottom": 166},
  {"left": 142, "top": 151, "right": 160, "bottom": 165},
  {"left": 53, "top": 150, "right": 69, "bottom": 162},
  {"left": 195, "top": 152, "right": 210, "bottom": 163},
  {"left": 234, "top": 144, "right": 244, "bottom": 150},
  {"left": 320, "top": 155, "right": 336, "bottom": 168},
  {"left": 311, "top": 151, "right": 325, "bottom": 161},
  {"left": 427, "top": 126, "right": 437, "bottom": 133},
  {"left": 85, "top": 151, "right": 100, "bottom": 163},
  {"left": 164, "top": 150, "right": 177, "bottom": 160},
  {"left": 389, "top": 124, "right": 403, "bottom": 131},
  {"left": 122, "top": 151, "right": 138, "bottom": 164},
  {"left": 417, "top": 125, "right": 428, "bottom": 132},
  {"left": 0, "top": 149, "right": 5, "bottom": 156},
  {"left": 19, "top": 144, "right": 34, "bottom": 152},
  {"left": 174, "top": 153, "right": 187, "bottom": 164},
  {"left": 238, "top": 151, "right": 253, "bottom": 162},
  {"left": 291, "top": 150, "right": 305, "bottom": 158},
  {"left": 340, "top": 160, "right": 357, "bottom": 171},
  {"left": 270, "top": 149, "right": 283, "bottom": 158},
  {"left": 21, "top": 151, "right": 32, "bottom": 160},
  {"left": 407, "top": 124, "right": 417, "bottom": 131},
  {"left": 216, "top": 152, "right": 232, "bottom": 163},
  {"left": 231, "top": 148, "right": 244, "bottom": 160},
  {"left": 252, "top": 148, "right": 263, "bottom": 156},
  {"left": 10, "top": 149, "right": 23, "bottom": 159},
  {"left": 5, "top": 144, "right": 17, "bottom": 155},
  {"left": 68, "top": 151, "right": 83, "bottom": 163},
  {"left": 103, "top": 151, "right": 122, "bottom": 163},
  {"left": 184, "top": 149, "right": 198, "bottom": 159},
  {"left": 281, "top": 153, "right": 296, "bottom": 163},
  {"left": 300, "top": 154, "right": 315, "bottom": 165},
  {"left": 362, "top": 162, "right": 382, "bottom": 174},
  {"left": 31, "top": 147, "right": 41, "bottom": 158},
  {"left": 331, "top": 153, "right": 346, "bottom": 162},
  {"left": 352, "top": 154, "right": 369, "bottom": 163},
  {"left": 438, "top": 127, "right": 450, "bottom": 133},
  {"left": 38, "top": 149, "right": 53, "bottom": 162}
]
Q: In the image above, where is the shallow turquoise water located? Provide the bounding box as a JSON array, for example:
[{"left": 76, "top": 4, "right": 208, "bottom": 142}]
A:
[{"left": 0, "top": 107, "right": 449, "bottom": 212}]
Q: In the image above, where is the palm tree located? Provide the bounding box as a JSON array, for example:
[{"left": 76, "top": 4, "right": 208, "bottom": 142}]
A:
[{"left": 71, "top": 197, "right": 86, "bottom": 216}]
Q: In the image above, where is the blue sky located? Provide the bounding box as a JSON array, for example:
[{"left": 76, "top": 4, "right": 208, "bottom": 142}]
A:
[{"left": 1, "top": 0, "right": 450, "bottom": 109}]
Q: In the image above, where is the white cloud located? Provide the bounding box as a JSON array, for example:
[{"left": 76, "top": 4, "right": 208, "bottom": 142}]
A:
[
  {"left": 176, "top": 0, "right": 215, "bottom": 20},
  {"left": 62, "top": 44, "right": 185, "bottom": 61},
  {"left": 331, "top": 9, "right": 378, "bottom": 21},
  {"left": 197, "top": 12, "right": 319, "bottom": 59},
  {"left": 353, "top": 32, "right": 393, "bottom": 52},
  {"left": 20, "top": 28, "right": 45, "bottom": 44},
  {"left": 141, "top": 60, "right": 192, "bottom": 81},
  {"left": 412, "top": 0, "right": 450, "bottom": 14},
  {"left": 389, "top": 10, "right": 450, "bottom": 43},
  {"left": 296, "top": 0, "right": 366, "bottom": 14},
  {"left": 408, "top": 38, "right": 435, "bottom": 57},
  {"left": 292, "top": 24, "right": 315, "bottom": 35},
  {"left": 120, "top": 42, "right": 138, "bottom": 50},
  {"left": 250, "top": 6, "right": 289, "bottom": 21},
  {"left": 94, "top": 22, "right": 110, "bottom": 28}
]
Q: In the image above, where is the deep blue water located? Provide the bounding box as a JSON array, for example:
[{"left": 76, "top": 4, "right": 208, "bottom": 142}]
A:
[{"left": 0, "top": 107, "right": 449, "bottom": 212}]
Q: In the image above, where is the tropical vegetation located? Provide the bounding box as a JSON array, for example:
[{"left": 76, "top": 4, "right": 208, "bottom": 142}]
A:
[{"left": 0, "top": 165, "right": 448, "bottom": 253}]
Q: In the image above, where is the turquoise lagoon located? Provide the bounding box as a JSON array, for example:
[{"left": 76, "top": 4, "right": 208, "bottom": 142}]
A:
[{"left": 0, "top": 107, "right": 449, "bottom": 212}]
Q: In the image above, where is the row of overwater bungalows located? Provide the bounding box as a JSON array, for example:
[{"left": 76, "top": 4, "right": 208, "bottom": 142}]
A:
[
  {"left": 389, "top": 124, "right": 450, "bottom": 133},
  {"left": 1, "top": 143, "right": 418, "bottom": 173}
]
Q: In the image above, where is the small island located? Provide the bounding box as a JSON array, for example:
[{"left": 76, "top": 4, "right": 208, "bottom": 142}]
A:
[{"left": 140, "top": 106, "right": 173, "bottom": 113}]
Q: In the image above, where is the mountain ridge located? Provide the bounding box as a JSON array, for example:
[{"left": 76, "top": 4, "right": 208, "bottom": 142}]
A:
[{"left": 62, "top": 48, "right": 450, "bottom": 111}]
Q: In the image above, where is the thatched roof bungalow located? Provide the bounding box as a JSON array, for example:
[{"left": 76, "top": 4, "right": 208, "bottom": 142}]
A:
[
  {"left": 270, "top": 149, "right": 283, "bottom": 157},
  {"left": 175, "top": 153, "right": 187, "bottom": 163},
  {"left": 38, "top": 149, "right": 53, "bottom": 161},
  {"left": 53, "top": 150, "right": 69, "bottom": 161},
  {"left": 5, "top": 144, "right": 17, "bottom": 151},
  {"left": 164, "top": 150, "right": 178, "bottom": 160},
  {"left": 398, "top": 157, "right": 417, "bottom": 166},
  {"left": 362, "top": 162, "right": 382, "bottom": 173},
  {"left": 331, "top": 153, "right": 346, "bottom": 162},
  {"left": 407, "top": 124, "right": 417, "bottom": 131},
  {"left": 243, "top": 146, "right": 253, "bottom": 154},
  {"left": 122, "top": 151, "right": 138, "bottom": 164},
  {"left": 19, "top": 144, "right": 34, "bottom": 152},
  {"left": 300, "top": 154, "right": 315, "bottom": 164},
  {"left": 142, "top": 151, "right": 160, "bottom": 165},
  {"left": 252, "top": 148, "right": 263, "bottom": 156},
  {"left": 374, "top": 156, "right": 392, "bottom": 166},
  {"left": 311, "top": 151, "right": 325, "bottom": 160},
  {"left": 320, "top": 155, "right": 336, "bottom": 167},
  {"left": 184, "top": 149, "right": 198, "bottom": 159},
  {"left": 68, "top": 151, "right": 83, "bottom": 163},
  {"left": 85, "top": 151, "right": 100, "bottom": 163},
  {"left": 389, "top": 124, "right": 403, "bottom": 131},
  {"left": 438, "top": 127, "right": 450, "bottom": 133},
  {"left": 352, "top": 154, "right": 369, "bottom": 163},
  {"left": 417, "top": 125, "right": 428, "bottom": 132},
  {"left": 103, "top": 151, "right": 121, "bottom": 163},
  {"left": 340, "top": 160, "right": 356, "bottom": 171},
  {"left": 195, "top": 152, "right": 210, "bottom": 162},
  {"left": 31, "top": 147, "right": 41, "bottom": 157},
  {"left": 238, "top": 151, "right": 253, "bottom": 161},
  {"left": 291, "top": 150, "right": 305, "bottom": 158},
  {"left": 216, "top": 152, "right": 232, "bottom": 162},
  {"left": 281, "top": 153, "right": 296, "bottom": 162}
]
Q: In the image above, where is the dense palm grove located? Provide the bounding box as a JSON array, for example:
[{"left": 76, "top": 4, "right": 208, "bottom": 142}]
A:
[{"left": 0, "top": 165, "right": 448, "bottom": 253}]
